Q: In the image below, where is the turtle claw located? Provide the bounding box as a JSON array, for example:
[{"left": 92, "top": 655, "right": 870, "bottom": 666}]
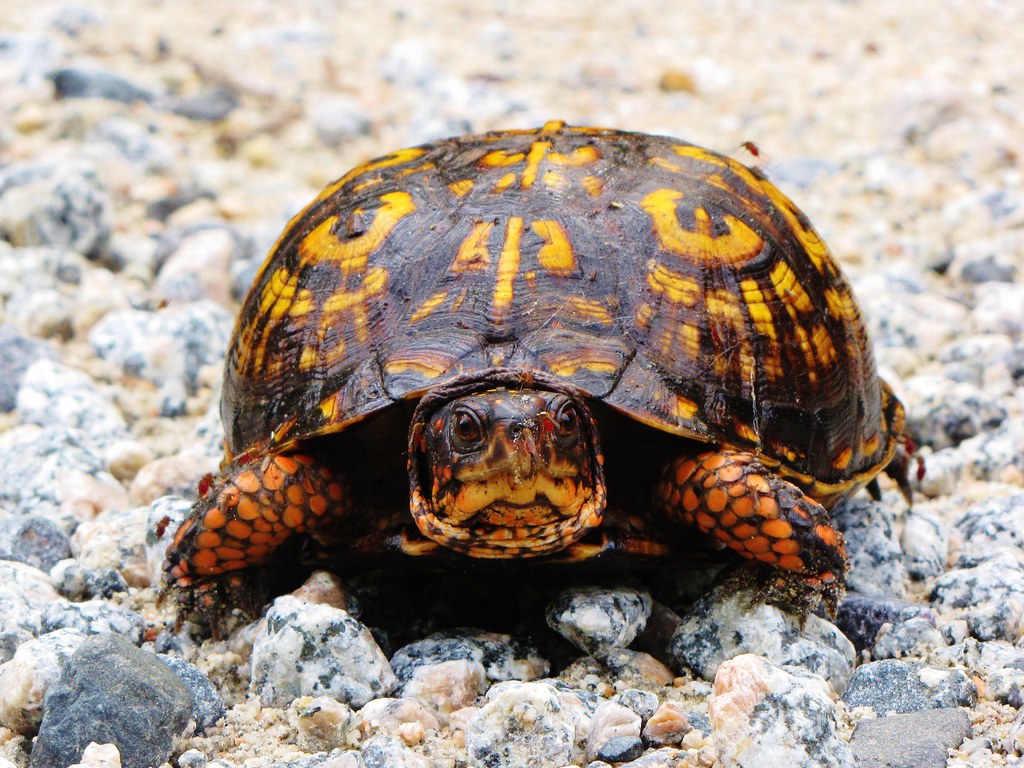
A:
[{"left": 162, "top": 570, "right": 269, "bottom": 640}]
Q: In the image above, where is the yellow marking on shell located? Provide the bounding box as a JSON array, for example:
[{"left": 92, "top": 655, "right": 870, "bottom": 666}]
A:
[
  {"left": 832, "top": 446, "right": 853, "bottom": 471},
  {"left": 640, "top": 189, "right": 765, "bottom": 266},
  {"left": 521, "top": 141, "right": 551, "bottom": 189},
  {"left": 733, "top": 420, "right": 760, "bottom": 445},
  {"left": 310, "top": 148, "right": 428, "bottom": 210},
  {"left": 448, "top": 179, "right": 475, "bottom": 198},
  {"left": 566, "top": 296, "right": 614, "bottom": 325},
  {"left": 479, "top": 149, "right": 525, "bottom": 167},
  {"left": 349, "top": 162, "right": 437, "bottom": 194},
  {"left": 543, "top": 352, "right": 620, "bottom": 377},
  {"left": 259, "top": 267, "right": 299, "bottom": 320},
  {"left": 673, "top": 395, "right": 699, "bottom": 421},
  {"left": 493, "top": 217, "right": 524, "bottom": 318},
  {"left": 759, "top": 179, "right": 832, "bottom": 274},
  {"left": 540, "top": 120, "right": 568, "bottom": 134},
  {"left": 671, "top": 144, "right": 730, "bottom": 167},
  {"left": 452, "top": 221, "right": 494, "bottom": 273},
  {"left": 739, "top": 279, "right": 778, "bottom": 341},
  {"left": 383, "top": 353, "right": 453, "bottom": 380},
  {"left": 810, "top": 323, "right": 838, "bottom": 366},
  {"left": 646, "top": 260, "right": 700, "bottom": 306},
  {"left": 792, "top": 324, "right": 819, "bottom": 385},
  {"left": 862, "top": 432, "right": 880, "bottom": 456},
  {"left": 548, "top": 145, "right": 601, "bottom": 167},
  {"left": 299, "top": 344, "right": 319, "bottom": 371},
  {"left": 634, "top": 302, "right": 654, "bottom": 329},
  {"left": 410, "top": 290, "right": 449, "bottom": 323},
  {"left": 542, "top": 171, "right": 569, "bottom": 191},
  {"left": 493, "top": 172, "right": 518, "bottom": 192},
  {"left": 318, "top": 266, "right": 389, "bottom": 346},
  {"left": 581, "top": 175, "right": 604, "bottom": 197},
  {"left": 299, "top": 191, "right": 415, "bottom": 278},
  {"left": 770, "top": 261, "right": 815, "bottom": 315},
  {"left": 823, "top": 285, "right": 860, "bottom": 324},
  {"left": 531, "top": 220, "right": 576, "bottom": 276},
  {"left": 319, "top": 395, "right": 338, "bottom": 424}
]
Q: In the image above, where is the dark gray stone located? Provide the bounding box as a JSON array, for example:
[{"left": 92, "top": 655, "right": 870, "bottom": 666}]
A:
[
  {"left": 843, "top": 660, "right": 977, "bottom": 714},
  {"left": 546, "top": 585, "right": 652, "bottom": 656},
  {"left": 0, "top": 515, "right": 72, "bottom": 572},
  {"left": 834, "top": 593, "right": 936, "bottom": 653},
  {"left": 50, "top": 66, "right": 153, "bottom": 103},
  {"left": 158, "top": 655, "right": 226, "bottom": 734},
  {"left": 831, "top": 497, "right": 907, "bottom": 596},
  {"left": 596, "top": 735, "right": 645, "bottom": 763},
  {"left": 30, "top": 634, "right": 192, "bottom": 768},
  {"left": 391, "top": 628, "right": 548, "bottom": 687},
  {"left": 850, "top": 708, "right": 972, "bottom": 768}
]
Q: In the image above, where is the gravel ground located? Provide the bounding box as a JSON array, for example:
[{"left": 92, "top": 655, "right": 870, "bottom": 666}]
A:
[{"left": 1, "top": 1, "right": 1023, "bottom": 767}]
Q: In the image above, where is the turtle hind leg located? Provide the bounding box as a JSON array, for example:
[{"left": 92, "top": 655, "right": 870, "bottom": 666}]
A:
[
  {"left": 654, "top": 449, "right": 847, "bottom": 617},
  {"left": 163, "top": 452, "right": 351, "bottom": 635}
]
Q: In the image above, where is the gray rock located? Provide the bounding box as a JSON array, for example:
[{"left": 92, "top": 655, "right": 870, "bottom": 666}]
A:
[
  {"left": 710, "top": 654, "right": 854, "bottom": 767},
  {"left": 50, "top": 65, "right": 154, "bottom": 103},
  {"left": 310, "top": 95, "right": 373, "bottom": 146},
  {"left": 831, "top": 497, "right": 908, "bottom": 596},
  {"left": 669, "top": 585, "right": 856, "bottom": 695},
  {"left": 596, "top": 736, "right": 644, "bottom": 763},
  {"left": 0, "top": 425, "right": 128, "bottom": 527},
  {"left": 0, "top": 561, "right": 61, "bottom": 663},
  {"left": 0, "top": 161, "right": 113, "bottom": 260},
  {"left": 391, "top": 627, "right": 548, "bottom": 694},
  {"left": 153, "top": 222, "right": 252, "bottom": 306},
  {"left": 0, "top": 324, "right": 56, "bottom": 412},
  {"left": 546, "top": 585, "right": 652, "bottom": 656},
  {"left": 465, "top": 681, "right": 587, "bottom": 768},
  {"left": 843, "top": 660, "right": 977, "bottom": 714},
  {"left": 30, "top": 634, "right": 192, "bottom": 768},
  {"left": 850, "top": 708, "right": 972, "bottom": 768},
  {"left": 0, "top": 515, "right": 72, "bottom": 572},
  {"left": 162, "top": 88, "right": 238, "bottom": 122},
  {"left": 39, "top": 598, "right": 145, "bottom": 644},
  {"left": 612, "top": 689, "right": 660, "bottom": 723},
  {"left": 930, "top": 553, "right": 1024, "bottom": 641},
  {"left": 871, "top": 616, "right": 948, "bottom": 660},
  {"left": 908, "top": 381, "right": 1007, "bottom": 450},
  {"left": 17, "top": 358, "right": 129, "bottom": 449},
  {"left": 158, "top": 655, "right": 226, "bottom": 734},
  {"left": 251, "top": 595, "right": 397, "bottom": 708},
  {"left": 71, "top": 504, "right": 152, "bottom": 589},
  {"left": 900, "top": 508, "right": 949, "bottom": 580},
  {"left": 360, "top": 734, "right": 432, "bottom": 768},
  {"left": 49, "top": 560, "right": 128, "bottom": 601},
  {"left": 834, "top": 594, "right": 937, "bottom": 654},
  {"left": 953, "top": 492, "right": 1024, "bottom": 566}
]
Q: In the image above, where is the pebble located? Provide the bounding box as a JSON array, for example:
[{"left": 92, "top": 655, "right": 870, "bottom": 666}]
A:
[
  {"left": 641, "top": 700, "right": 708, "bottom": 746},
  {"left": 0, "top": 161, "right": 114, "bottom": 260},
  {"left": 464, "top": 681, "right": 586, "bottom": 768},
  {"left": 612, "top": 688, "right": 660, "bottom": 723},
  {"left": 66, "top": 743, "right": 122, "bottom": 768},
  {"left": 0, "top": 515, "right": 73, "bottom": 572},
  {"left": 669, "top": 585, "right": 856, "bottom": 695},
  {"left": 0, "top": 324, "right": 55, "bottom": 412},
  {"left": 832, "top": 496, "right": 908, "bottom": 596},
  {"left": 357, "top": 697, "right": 440, "bottom": 740},
  {"left": 290, "top": 696, "right": 359, "bottom": 752},
  {"left": 952, "top": 492, "right": 1024, "bottom": 565},
  {"left": 31, "top": 634, "right": 192, "bottom": 768},
  {"left": 596, "top": 735, "right": 645, "bottom": 763},
  {"left": 250, "top": 594, "right": 397, "bottom": 708},
  {"left": 153, "top": 222, "right": 252, "bottom": 307},
  {"left": 871, "top": 616, "right": 948, "bottom": 659},
  {"left": 900, "top": 508, "right": 949, "bottom": 580},
  {"left": 390, "top": 629, "right": 548, "bottom": 714},
  {"left": 710, "top": 653, "right": 853, "bottom": 767},
  {"left": 833, "top": 593, "right": 938, "bottom": 654},
  {"left": 850, "top": 708, "right": 972, "bottom": 768},
  {"left": 72, "top": 505, "right": 152, "bottom": 588},
  {"left": 156, "top": 654, "right": 226, "bottom": 734},
  {"left": 161, "top": 88, "right": 239, "bottom": 123},
  {"left": 842, "top": 659, "right": 978, "bottom": 714},
  {"left": 0, "top": 560, "right": 61, "bottom": 663},
  {"left": 50, "top": 66, "right": 154, "bottom": 103},
  {"left": 39, "top": 598, "right": 145, "bottom": 644},
  {"left": 546, "top": 584, "right": 652, "bottom": 657},
  {"left": 0, "top": 628, "right": 86, "bottom": 734},
  {"left": 586, "top": 700, "right": 641, "bottom": 761},
  {"left": 930, "top": 553, "right": 1024, "bottom": 641},
  {"left": 360, "top": 734, "right": 434, "bottom": 768}
]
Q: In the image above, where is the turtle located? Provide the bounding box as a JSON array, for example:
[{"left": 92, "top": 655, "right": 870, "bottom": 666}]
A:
[{"left": 163, "top": 120, "right": 909, "bottom": 630}]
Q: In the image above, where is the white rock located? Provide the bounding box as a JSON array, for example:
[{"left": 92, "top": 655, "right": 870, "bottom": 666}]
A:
[
  {"left": 0, "top": 628, "right": 87, "bottom": 733},
  {"left": 290, "top": 696, "right": 359, "bottom": 752},
  {"left": 0, "top": 560, "right": 63, "bottom": 663},
  {"left": 357, "top": 697, "right": 440, "bottom": 739},
  {"left": 68, "top": 743, "right": 121, "bottom": 768},
  {"left": 71, "top": 505, "right": 151, "bottom": 588},
  {"left": 586, "top": 700, "right": 641, "bottom": 761},
  {"left": 710, "top": 654, "right": 854, "bottom": 768}
]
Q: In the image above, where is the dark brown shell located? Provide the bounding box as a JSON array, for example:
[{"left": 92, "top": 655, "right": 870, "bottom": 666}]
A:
[{"left": 223, "top": 121, "right": 900, "bottom": 500}]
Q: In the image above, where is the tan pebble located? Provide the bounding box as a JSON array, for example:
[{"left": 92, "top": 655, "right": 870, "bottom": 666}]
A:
[
  {"left": 642, "top": 700, "right": 693, "bottom": 746},
  {"left": 292, "top": 570, "right": 350, "bottom": 610},
  {"left": 398, "top": 720, "right": 425, "bottom": 745},
  {"left": 292, "top": 695, "right": 359, "bottom": 752}
]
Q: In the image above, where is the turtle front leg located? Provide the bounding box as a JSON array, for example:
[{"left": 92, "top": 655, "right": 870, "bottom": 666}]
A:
[
  {"left": 654, "top": 450, "right": 847, "bottom": 616},
  {"left": 163, "top": 453, "right": 350, "bottom": 634}
]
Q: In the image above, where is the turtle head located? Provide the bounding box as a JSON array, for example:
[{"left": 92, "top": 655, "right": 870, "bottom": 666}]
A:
[{"left": 409, "top": 385, "right": 607, "bottom": 558}]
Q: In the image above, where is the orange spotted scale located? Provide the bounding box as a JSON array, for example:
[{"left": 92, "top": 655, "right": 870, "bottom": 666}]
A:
[{"left": 163, "top": 121, "right": 911, "bottom": 632}]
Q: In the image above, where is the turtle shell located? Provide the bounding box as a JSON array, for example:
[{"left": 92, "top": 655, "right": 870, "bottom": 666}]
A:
[{"left": 223, "top": 121, "right": 899, "bottom": 502}]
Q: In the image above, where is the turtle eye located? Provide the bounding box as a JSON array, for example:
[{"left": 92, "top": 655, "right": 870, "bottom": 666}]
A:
[
  {"left": 554, "top": 401, "right": 580, "bottom": 442},
  {"left": 451, "top": 408, "right": 485, "bottom": 451}
]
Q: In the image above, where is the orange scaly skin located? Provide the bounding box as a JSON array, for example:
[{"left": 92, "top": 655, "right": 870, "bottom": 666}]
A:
[
  {"left": 165, "top": 452, "right": 350, "bottom": 626},
  {"left": 655, "top": 449, "right": 847, "bottom": 614}
]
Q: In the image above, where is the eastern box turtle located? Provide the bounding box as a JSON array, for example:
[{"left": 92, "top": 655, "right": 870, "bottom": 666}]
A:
[{"left": 164, "top": 120, "right": 908, "bottom": 627}]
